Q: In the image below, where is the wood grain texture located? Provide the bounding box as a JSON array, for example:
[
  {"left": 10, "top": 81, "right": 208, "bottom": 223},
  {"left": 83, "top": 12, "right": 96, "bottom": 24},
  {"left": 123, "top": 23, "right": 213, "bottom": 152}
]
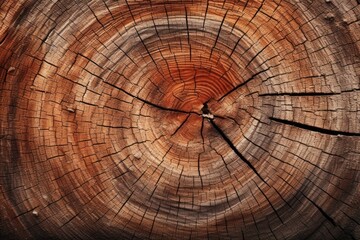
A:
[{"left": 0, "top": 0, "right": 359, "bottom": 239}]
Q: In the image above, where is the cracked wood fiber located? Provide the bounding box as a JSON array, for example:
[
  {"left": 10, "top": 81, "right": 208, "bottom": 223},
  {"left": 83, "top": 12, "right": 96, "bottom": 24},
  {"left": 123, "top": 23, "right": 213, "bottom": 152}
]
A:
[{"left": 0, "top": 0, "right": 360, "bottom": 239}]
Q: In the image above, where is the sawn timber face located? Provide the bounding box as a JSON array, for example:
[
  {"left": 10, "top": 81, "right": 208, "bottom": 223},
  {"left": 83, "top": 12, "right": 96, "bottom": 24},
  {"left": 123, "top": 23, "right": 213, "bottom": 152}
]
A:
[{"left": 0, "top": 0, "right": 359, "bottom": 239}]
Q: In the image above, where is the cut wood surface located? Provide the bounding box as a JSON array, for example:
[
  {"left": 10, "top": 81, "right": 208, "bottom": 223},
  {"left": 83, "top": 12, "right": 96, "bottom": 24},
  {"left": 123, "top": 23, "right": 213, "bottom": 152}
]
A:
[{"left": 0, "top": 0, "right": 359, "bottom": 239}]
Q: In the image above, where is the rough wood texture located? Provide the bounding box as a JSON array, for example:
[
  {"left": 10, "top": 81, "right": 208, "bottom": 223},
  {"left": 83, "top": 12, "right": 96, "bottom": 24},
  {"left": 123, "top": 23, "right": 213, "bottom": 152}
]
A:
[{"left": 1, "top": 0, "right": 359, "bottom": 239}]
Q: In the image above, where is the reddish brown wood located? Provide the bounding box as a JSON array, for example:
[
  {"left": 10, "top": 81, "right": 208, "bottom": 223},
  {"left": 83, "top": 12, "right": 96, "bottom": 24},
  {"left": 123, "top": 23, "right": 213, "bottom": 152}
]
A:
[{"left": 1, "top": 0, "right": 359, "bottom": 239}]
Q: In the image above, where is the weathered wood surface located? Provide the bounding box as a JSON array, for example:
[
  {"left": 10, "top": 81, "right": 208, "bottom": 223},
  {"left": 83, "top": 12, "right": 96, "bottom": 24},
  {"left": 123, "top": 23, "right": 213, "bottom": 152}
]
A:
[{"left": 0, "top": 0, "right": 359, "bottom": 239}]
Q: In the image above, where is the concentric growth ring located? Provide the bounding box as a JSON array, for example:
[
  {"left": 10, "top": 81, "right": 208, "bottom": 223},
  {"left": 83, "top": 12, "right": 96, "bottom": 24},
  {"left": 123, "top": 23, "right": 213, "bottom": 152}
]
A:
[{"left": 0, "top": 1, "right": 359, "bottom": 239}]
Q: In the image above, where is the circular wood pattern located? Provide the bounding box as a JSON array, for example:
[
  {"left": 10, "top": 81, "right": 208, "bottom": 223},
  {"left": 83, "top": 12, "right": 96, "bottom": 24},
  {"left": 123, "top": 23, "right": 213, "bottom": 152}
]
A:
[{"left": 1, "top": 1, "right": 359, "bottom": 239}]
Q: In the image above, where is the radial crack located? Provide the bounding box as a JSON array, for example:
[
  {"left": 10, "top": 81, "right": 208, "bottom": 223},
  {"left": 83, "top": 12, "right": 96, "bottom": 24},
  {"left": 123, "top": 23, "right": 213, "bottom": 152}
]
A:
[
  {"left": 270, "top": 117, "right": 360, "bottom": 136},
  {"left": 256, "top": 182, "right": 284, "bottom": 224},
  {"left": 209, "top": 119, "right": 268, "bottom": 185},
  {"left": 302, "top": 193, "right": 337, "bottom": 226},
  {"left": 198, "top": 118, "right": 205, "bottom": 189},
  {"left": 171, "top": 114, "right": 191, "bottom": 136},
  {"left": 210, "top": 10, "right": 228, "bottom": 59},
  {"left": 104, "top": 81, "right": 198, "bottom": 115},
  {"left": 260, "top": 92, "right": 345, "bottom": 97},
  {"left": 218, "top": 67, "right": 270, "bottom": 101}
]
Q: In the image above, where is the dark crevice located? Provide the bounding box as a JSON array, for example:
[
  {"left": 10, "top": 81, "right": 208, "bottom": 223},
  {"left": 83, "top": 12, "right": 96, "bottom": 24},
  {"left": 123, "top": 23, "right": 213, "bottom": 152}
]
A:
[
  {"left": 197, "top": 154, "right": 204, "bottom": 189},
  {"left": 103, "top": 1, "right": 114, "bottom": 20},
  {"left": 230, "top": 15, "right": 241, "bottom": 33},
  {"left": 302, "top": 193, "right": 337, "bottom": 226},
  {"left": 124, "top": 0, "right": 136, "bottom": 23},
  {"left": 277, "top": 174, "right": 340, "bottom": 231},
  {"left": 185, "top": 7, "right": 191, "bottom": 60},
  {"left": 250, "top": 0, "right": 265, "bottom": 22},
  {"left": 203, "top": 1, "right": 210, "bottom": 29},
  {"left": 209, "top": 119, "right": 268, "bottom": 185},
  {"left": 0, "top": 31, "right": 9, "bottom": 46},
  {"left": 60, "top": 212, "right": 80, "bottom": 228},
  {"left": 201, "top": 102, "right": 216, "bottom": 120},
  {"left": 210, "top": 10, "right": 228, "bottom": 59},
  {"left": 172, "top": 114, "right": 191, "bottom": 136},
  {"left": 244, "top": 42, "right": 269, "bottom": 69},
  {"left": 198, "top": 118, "right": 205, "bottom": 189},
  {"left": 112, "top": 190, "right": 135, "bottom": 222},
  {"left": 176, "top": 167, "right": 184, "bottom": 195},
  {"left": 78, "top": 53, "right": 104, "bottom": 70},
  {"left": 259, "top": 92, "right": 339, "bottom": 97},
  {"left": 201, "top": 102, "right": 210, "bottom": 114},
  {"left": 255, "top": 183, "right": 284, "bottom": 224},
  {"left": 104, "top": 81, "right": 198, "bottom": 115},
  {"left": 41, "top": 24, "right": 57, "bottom": 45},
  {"left": 259, "top": 88, "right": 360, "bottom": 96},
  {"left": 269, "top": 117, "right": 360, "bottom": 136},
  {"left": 88, "top": 4, "right": 105, "bottom": 28},
  {"left": 229, "top": 30, "right": 246, "bottom": 57},
  {"left": 135, "top": 27, "right": 156, "bottom": 65},
  {"left": 200, "top": 118, "right": 205, "bottom": 150},
  {"left": 134, "top": 26, "right": 168, "bottom": 82},
  {"left": 13, "top": 1, "right": 34, "bottom": 26},
  {"left": 218, "top": 67, "right": 270, "bottom": 101},
  {"left": 341, "top": 211, "right": 360, "bottom": 225},
  {"left": 243, "top": 0, "right": 250, "bottom": 11},
  {"left": 212, "top": 147, "right": 231, "bottom": 175}
]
